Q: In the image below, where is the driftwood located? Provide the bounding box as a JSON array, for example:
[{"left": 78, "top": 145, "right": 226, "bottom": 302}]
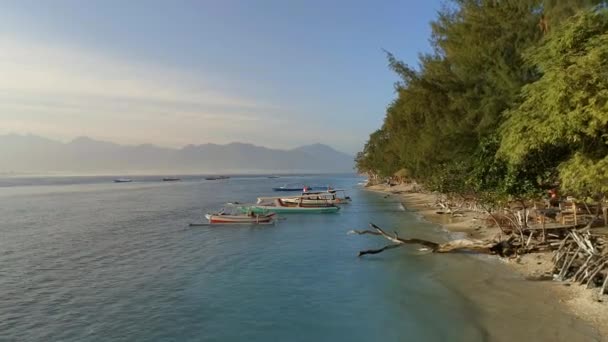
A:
[
  {"left": 349, "top": 223, "right": 519, "bottom": 257},
  {"left": 356, "top": 192, "right": 608, "bottom": 298},
  {"left": 552, "top": 230, "right": 608, "bottom": 296},
  {"left": 351, "top": 222, "right": 608, "bottom": 297}
]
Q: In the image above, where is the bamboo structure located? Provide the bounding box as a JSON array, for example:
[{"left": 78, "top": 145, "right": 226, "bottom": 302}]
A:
[{"left": 553, "top": 230, "right": 608, "bottom": 296}]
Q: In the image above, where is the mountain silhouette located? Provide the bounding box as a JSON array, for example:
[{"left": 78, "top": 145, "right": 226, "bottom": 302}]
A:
[{"left": 0, "top": 134, "right": 354, "bottom": 174}]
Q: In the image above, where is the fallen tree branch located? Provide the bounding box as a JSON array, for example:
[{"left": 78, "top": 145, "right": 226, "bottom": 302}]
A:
[
  {"left": 350, "top": 223, "right": 520, "bottom": 257},
  {"left": 358, "top": 244, "right": 404, "bottom": 256}
]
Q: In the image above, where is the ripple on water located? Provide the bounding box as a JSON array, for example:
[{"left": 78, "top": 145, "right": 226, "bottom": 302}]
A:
[{"left": 0, "top": 176, "right": 600, "bottom": 341}]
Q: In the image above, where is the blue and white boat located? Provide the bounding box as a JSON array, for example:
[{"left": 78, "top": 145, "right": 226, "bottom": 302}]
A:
[{"left": 272, "top": 184, "right": 334, "bottom": 192}]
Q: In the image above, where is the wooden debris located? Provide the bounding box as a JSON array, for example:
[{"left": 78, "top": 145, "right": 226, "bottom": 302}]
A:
[
  {"left": 349, "top": 223, "right": 522, "bottom": 257},
  {"left": 553, "top": 230, "right": 608, "bottom": 296},
  {"left": 350, "top": 221, "right": 608, "bottom": 296}
]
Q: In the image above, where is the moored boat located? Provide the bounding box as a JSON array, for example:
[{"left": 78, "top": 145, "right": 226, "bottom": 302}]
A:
[
  {"left": 113, "top": 178, "right": 133, "bottom": 183},
  {"left": 281, "top": 189, "right": 351, "bottom": 205},
  {"left": 162, "top": 177, "right": 181, "bottom": 181},
  {"left": 241, "top": 197, "right": 341, "bottom": 214},
  {"left": 205, "top": 211, "right": 276, "bottom": 224},
  {"left": 272, "top": 184, "right": 334, "bottom": 192},
  {"left": 272, "top": 185, "right": 305, "bottom": 192},
  {"left": 205, "top": 175, "right": 230, "bottom": 180}
]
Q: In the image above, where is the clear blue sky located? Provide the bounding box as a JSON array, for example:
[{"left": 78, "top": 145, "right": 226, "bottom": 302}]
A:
[{"left": 0, "top": 0, "right": 442, "bottom": 153}]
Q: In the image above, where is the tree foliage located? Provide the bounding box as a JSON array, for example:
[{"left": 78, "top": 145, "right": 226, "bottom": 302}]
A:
[
  {"left": 357, "top": 0, "right": 608, "bottom": 201},
  {"left": 500, "top": 8, "right": 608, "bottom": 195}
]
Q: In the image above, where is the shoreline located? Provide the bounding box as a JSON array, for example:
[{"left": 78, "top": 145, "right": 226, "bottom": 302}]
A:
[{"left": 366, "top": 183, "right": 608, "bottom": 338}]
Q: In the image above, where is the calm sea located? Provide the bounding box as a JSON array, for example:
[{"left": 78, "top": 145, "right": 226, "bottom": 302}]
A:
[{"left": 0, "top": 175, "right": 599, "bottom": 341}]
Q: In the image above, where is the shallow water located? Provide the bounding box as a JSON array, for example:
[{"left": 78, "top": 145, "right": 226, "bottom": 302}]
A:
[{"left": 0, "top": 175, "right": 599, "bottom": 341}]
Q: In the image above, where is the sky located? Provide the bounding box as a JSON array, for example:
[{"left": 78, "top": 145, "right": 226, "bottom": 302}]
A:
[{"left": 0, "top": 0, "right": 442, "bottom": 154}]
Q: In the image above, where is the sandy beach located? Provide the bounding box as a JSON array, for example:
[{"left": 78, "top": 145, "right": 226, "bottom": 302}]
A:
[{"left": 367, "top": 183, "right": 608, "bottom": 338}]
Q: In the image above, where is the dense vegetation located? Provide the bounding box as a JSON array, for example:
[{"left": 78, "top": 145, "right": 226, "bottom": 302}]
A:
[{"left": 357, "top": 0, "right": 608, "bottom": 204}]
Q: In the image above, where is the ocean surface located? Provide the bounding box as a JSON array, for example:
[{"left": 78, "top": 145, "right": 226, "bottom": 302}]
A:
[{"left": 0, "top": 175, "right": 599, "bottom": 341}]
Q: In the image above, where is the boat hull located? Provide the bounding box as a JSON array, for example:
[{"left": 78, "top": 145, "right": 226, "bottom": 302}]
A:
[
  {"left": 205, "top": 176, "right": 230, "bottom": 180},
  {"left": 205, "top": 213, "right": 275, "bottom": 224},
  {"left": 272, "top": 186, "right": 332, "bottom": 192},
  {"left": 244, "top": 206, "right": 340, "bottom": 214},
  {"left": 281, "top": 198, "right": 351, "bottom": 205}
]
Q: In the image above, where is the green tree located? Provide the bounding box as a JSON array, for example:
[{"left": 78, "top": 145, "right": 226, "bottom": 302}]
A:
[{"left": 499, "top": 9, "right": 608, "bottom": 195}]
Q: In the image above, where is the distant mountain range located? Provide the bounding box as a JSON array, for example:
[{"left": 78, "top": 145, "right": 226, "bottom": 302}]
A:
[{"left": 0, "top": 134, "right": 355, "bottom": 174}]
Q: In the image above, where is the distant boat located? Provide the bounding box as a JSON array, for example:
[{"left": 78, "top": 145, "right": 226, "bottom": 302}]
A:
[
  {"left": 272, "top": 186, "right": 305, "bottom": 192},
  {"left": 267, "top": 175, "right": 280, "bottom": 179},
  {"left": 205, "top": 175, "right": 230, "bottom": 180},
  {"left": 272, "top": 184, "right": 333, "bottom": 192},
  {"left": 113, "top": 178, "right": 132, "bottom": 183},
  {"left": 162, "top": 177, "right": 181, "bottom": 182}
]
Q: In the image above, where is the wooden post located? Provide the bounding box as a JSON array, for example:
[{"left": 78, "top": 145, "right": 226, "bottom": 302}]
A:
[
  {"left": 574, "top": 202, "right": 578, "bottom": 226},
  {"left": 542, "top": 213, "right": 546, "bottom": 242},
  {"left": 603, "top": 205, "right": 607, "bottom": 228}
]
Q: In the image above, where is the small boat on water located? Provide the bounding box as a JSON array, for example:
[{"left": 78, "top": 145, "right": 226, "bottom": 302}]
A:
[
  {"left": 272, "top": 185, "right": 304, "bottom": 192},
  {"left": 267, "top": 175, "right": 280, "bottom": 179},
  {"left": 272, "top": 184, "right": 334, "bottom": 192},
  {"left": 162, "top": 177, "right": 181, "bottom": 181},
  {"left": 272, "top": 186, "right": 305, "bottom": 191},
  {"left": 205, "top": 175, "right": 230, "bottom": 180},
  {"left": 240, "top": 196, "right": 340, "bottom": 214},
  {"left": 113, "top": 178, "right": 133, "bottom": 183},
  {"left": 282, "top": 189, "right": 351, "bottom": 205},
  {"left": 205, "top": 209, "right": 276, "bottom": 224}
]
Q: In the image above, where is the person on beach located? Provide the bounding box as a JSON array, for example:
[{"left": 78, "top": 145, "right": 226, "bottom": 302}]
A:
[{"left": 549, "top": 188, "right": 559, "bottom": 207}]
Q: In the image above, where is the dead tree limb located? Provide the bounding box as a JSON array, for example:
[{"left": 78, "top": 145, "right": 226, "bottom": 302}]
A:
[
  {"left": 349, "top": 223, "right": 518, "bottom": 257},
  {"left": 358, "top": 244, "right": 404, "bottom": 256}
]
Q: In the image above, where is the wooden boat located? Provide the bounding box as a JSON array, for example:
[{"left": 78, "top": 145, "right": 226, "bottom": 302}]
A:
[
  {"left": 205, "top": 212, "right": 276, "bottom": 224},
  {"left": 272, "top": 184, "right": 333, "bottom": 192},
  {"left": 113, "top": 178, "right": 133, "bottom": 183},
  {"left": 282, "top": 190, "right": 351, "bottom": 205},
  {"left": 162, "top": 177, "right": 181, "bottom": 181},
  {"left": 242, "top": 197, "right": 340, "bottom": 214}
]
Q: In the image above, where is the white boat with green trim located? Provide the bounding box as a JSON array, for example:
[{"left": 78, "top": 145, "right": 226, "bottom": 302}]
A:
[
  {"left": 281, "top": 189, "right": 351, "bottom": 205},
  {"left": 239, "top": 196, "right": 340, "bottom": 214}
]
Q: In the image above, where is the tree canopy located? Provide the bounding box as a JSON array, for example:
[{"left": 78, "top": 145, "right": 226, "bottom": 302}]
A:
[
  {"left": 357, "top": 0, "right": 608, "bottom": 201},
  {"left": 500, "top": 8, "right": 608, "bottom": 195}
]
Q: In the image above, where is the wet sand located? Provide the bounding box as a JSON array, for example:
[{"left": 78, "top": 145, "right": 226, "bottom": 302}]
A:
[{"left": 367, "top": 183, "right": 608, "bottom": 339}]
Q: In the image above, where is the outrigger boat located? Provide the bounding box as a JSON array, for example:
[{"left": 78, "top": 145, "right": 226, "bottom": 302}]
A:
[
  {"left": 240, "top": 196, "right": 341, "bottom": 214},
  {"left": 272, "top": 184, "right": 334, "bottom": 192},
  {"left": 281, "top": 189, "right": 351, "bottom": 205},
  {"left": 205, "top": 207, "right": 276, "bottom": 224}
]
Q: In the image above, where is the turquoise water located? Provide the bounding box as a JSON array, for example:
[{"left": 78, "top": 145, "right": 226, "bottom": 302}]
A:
[{"left": 0, "top": 175, "right": 599, "bottom": 341}]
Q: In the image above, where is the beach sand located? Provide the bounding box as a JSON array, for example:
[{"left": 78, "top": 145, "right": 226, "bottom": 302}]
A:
[{"left": 367, "top": 183, "right": 608, "bottom": 338}]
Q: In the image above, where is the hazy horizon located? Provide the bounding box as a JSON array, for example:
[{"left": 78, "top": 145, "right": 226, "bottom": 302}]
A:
[
  {"left": 0, "top": 133, "right": 355, "bottom": 174},
  {"left": 1, "top": 132, "right": 354, "bottom": 154},
  {"left": 0, "top": 1, "right": 441, "bottom": 155}
]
